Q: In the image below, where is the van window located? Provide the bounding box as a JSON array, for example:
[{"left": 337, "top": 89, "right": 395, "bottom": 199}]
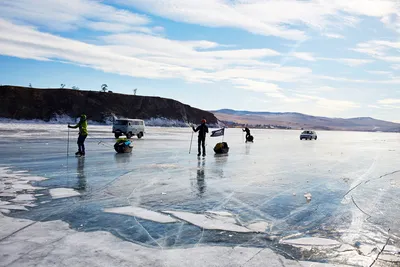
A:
[{"left": 115, "top": 120, "right": 128, "bottom": 125}]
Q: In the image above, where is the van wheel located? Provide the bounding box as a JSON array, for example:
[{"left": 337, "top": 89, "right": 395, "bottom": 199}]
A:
[
  {"left": 114, "top": 133, "right": 120, "bottom": 138},
  {"left": 126, "top": 132, "right": 132, "bottom": 139},
  {"left": 137, "top": 132, "right": 143, "bottom": 139}
]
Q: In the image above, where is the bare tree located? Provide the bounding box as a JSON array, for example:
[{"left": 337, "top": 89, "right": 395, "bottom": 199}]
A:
[
  {"left": 72, "top": 86, "right": 80, "bottom": 90},
  {"left": 60, "top": 84, "right": 65, "bottom": 89},
  {"left": 133, "top": 88, "right": 137, "bottom": 95},
  {"left": 101, "top": 84, "right": 108, "bottom": 92},
  {"left": 29, "top": 83, "right": 32, "bottom": 88}
]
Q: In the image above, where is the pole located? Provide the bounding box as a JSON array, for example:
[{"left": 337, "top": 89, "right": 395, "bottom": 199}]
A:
[
  {"left": 189, "top": 131, "right": 194, "bottom": 154},
  {"left": 67, "top": 127, "right": 70, "bottom": 157}
]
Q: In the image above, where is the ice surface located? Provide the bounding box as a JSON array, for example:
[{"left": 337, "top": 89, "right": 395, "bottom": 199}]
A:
[
  {"left": 0, "top": 215, "right": 346, "bottom": 267},
  {"left": 163, "top": 210, "right": 252, "bottom": 232},
  {"left": 49, "top": 188, "right": 80, "bottom": 199},
  {"left": 0, "top": 123, "right": 400, "bottom": 266},
  {"left": 104, "top": 206, "right": 178, "bottom": 223}
]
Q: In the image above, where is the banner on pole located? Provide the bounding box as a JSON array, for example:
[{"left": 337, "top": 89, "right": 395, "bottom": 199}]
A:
[{"left": 210, "top": 128, "right": 225, "bottom": 137}]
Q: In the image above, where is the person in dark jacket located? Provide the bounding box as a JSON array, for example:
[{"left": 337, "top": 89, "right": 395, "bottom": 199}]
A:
[
  {"left": 243, "top": 127, "right": 251, "bottom": 142},
  {"left": 68, "top": 114, "right": 88, "bottom": 156},
  {"left": 192, "top": 119, "right": 208, "bottom": 157}
]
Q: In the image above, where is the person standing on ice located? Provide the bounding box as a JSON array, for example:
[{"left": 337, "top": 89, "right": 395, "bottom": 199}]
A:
[
  {"left": 243, "top": 127, "right": 251, "bottom": 142},
  {"left": 68, "top": 114, "right": 88, "bottom": 156},
  {"left": 192, "top": 119, "right": 208, "bottom": 157}
]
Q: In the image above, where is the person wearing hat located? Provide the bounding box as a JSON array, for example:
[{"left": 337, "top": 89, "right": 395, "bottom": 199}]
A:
[
  {"left": 68, "top": 114, "right": 88, "bottom": 156},
  {"left": 192, "top": 119, "right": 209, "bottom": 157}
]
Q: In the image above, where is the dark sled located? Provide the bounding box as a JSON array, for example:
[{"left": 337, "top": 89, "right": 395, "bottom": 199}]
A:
[
  {"left": 246, "top": 135, "right": 254, "bottom": 142},
  {"left": 214, "top": 142, "right": 229, "bottom": 154}
]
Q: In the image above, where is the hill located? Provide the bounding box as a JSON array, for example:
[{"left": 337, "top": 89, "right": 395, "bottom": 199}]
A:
[
  {"left": 213, "top": 109, "right": 400, "bottom": 132},
  {"left": 0, "top": 86, "right": 218, "bottom": 125}
]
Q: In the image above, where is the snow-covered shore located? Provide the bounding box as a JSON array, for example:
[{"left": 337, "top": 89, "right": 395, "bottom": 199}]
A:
[{"left": 0, "top": 116, "right": 221, "bottom": 128}]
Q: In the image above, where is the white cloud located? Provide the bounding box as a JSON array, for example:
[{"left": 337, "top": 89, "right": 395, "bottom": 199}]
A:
[
  {"left": 352, "top": 40, "right": 400, "bottom": 66},
  {"left": 339, "top": 58, "right": 374, "bottom": 66},
  {"left": 391, "top": 64, "right": 400, "bottom": 70},
  {"left": 85, "top": 23, "right": 164, "bottom": 35},
  {"left": 0, "top": 0, "right": 149, "bottom": 32},
  {"left": 0, "top": 18, "right": 314, "bottom": 88},
  {"left": 231, "top": 78, "right": 283, "bottom": 94},
  {"left": 116, "top": 0, "right": 400, "bottom": 40},
  {"left": 295, "top": 94, "right": 360, "bottom": 111},
  {"left": 378, "top": 98, "right": 400, "bottom": 105},
  {"left": 291, "top": 52, "right": 315, "bottom": 61},
  {"left": 322, "top": 33, "right": 345, "bottom": 39},
  {"left": 367, "top": 70, "right": 392, "bottom": 75},
  {"left": 319, "top": 57, "right": 374, "bottom": 66},
  {"left": 318, "top": 86, "right": 336, "bottom": 91}
]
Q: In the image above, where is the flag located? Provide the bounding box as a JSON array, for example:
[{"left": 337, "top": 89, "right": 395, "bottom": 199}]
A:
[{"left": 211, "top": 128, "right": 225, "bottom": 137}]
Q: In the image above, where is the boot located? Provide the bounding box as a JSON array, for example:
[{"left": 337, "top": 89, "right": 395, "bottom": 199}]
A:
[{"left": 75, "top": 151, "right": 81, "bottom": 156}]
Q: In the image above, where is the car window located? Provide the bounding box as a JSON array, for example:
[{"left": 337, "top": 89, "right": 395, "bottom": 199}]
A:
[{"left": 115, "top": 120, "right": 128, "bottom": 125}]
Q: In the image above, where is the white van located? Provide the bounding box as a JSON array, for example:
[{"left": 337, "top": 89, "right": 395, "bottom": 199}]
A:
[{"left": 112, "top": 119, "right": 145, "bottom": 139}]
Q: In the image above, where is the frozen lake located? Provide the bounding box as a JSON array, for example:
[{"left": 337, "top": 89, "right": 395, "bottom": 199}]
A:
[{"left": 0, "top": 123, "right": 399, "bottom": 266}]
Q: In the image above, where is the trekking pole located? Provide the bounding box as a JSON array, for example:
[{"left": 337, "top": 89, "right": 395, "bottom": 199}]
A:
[
  {"left": 189, "top": 131, "right": 194, "bottom": 154},
  {"left": 67, "top": 127, "right": 70, "bottom": 157}
]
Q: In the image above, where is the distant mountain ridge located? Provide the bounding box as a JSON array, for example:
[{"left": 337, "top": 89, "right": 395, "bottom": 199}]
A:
[{"left": 212, "top": 109, "right": 400, "bottom": 132}]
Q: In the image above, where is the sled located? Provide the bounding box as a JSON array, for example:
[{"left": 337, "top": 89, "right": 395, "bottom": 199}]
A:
[
  {"left": 214, "top": 142, "right": 229, "bottom": 154},
  {"left": 114, "top": 138, "right": 133, "bottom": 153},
  {"left": 246, "top": 135, "right": 254, "bottom": 142}
]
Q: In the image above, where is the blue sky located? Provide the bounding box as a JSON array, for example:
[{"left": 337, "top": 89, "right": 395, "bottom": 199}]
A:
[{"left": 0, "top": 0, "right": 400, "bottom": 121}]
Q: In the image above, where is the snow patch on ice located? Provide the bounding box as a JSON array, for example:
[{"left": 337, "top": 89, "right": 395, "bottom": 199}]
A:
[
  {"left": 163, "top": 210, "right": 252, "bottom": 233},
  {"left": 0, "top": 167, "right": 48, "bottom": 210},
  {"left": 49, "top": 188, "right": 80, "bottom": 199},
  {"left": 10, "top": 194, "right": 35, "bottom": 202},
  {"left": 104, "top": 206, "right": 178, "bottom": 223},
  {"left": 280, "top": 237, "right": 341, "bottom": 247},
  {"left": 206, "top": 211, "right": 235, "bottom": 217},
  {"left": 0, "top": 209, "right": 10, "bottom": 214},
  {"left": 0, "top": 204, "right": 28, "bottom": 211},
  {"left": 246, "top": 221, "right": 270, "bottom": 233}
]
